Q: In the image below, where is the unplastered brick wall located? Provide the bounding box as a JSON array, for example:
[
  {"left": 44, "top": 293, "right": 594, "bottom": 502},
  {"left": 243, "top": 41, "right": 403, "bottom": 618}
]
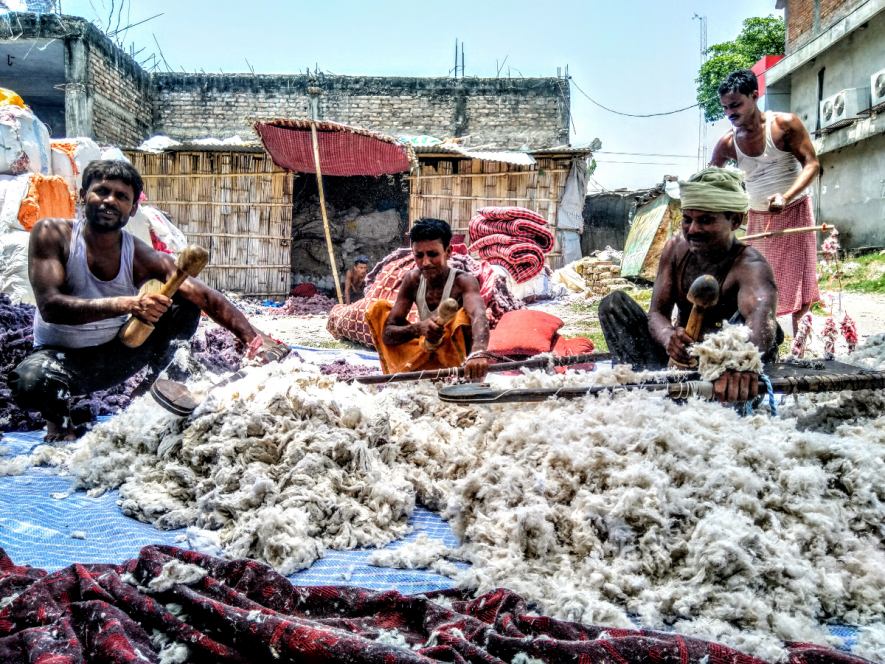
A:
[
  {"left": 153, "top": 74, "right": 568, "bottom": 149},
  {"left": 787, "top": 0, "right": 815, "bottom": 52},
  {"left": 87, "top": 38, "right": 152, "bottom": 147},
  {"left": 786, "top": 0, "right": 866, "bottom": 53}
]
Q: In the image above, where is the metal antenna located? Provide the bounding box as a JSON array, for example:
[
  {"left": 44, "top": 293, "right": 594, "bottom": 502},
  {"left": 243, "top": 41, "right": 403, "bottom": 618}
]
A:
[{"left": 693, "top": 14, "right": 708, "bottom": 171}]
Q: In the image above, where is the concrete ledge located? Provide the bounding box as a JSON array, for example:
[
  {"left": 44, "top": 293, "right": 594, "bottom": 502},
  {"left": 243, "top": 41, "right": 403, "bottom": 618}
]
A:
[
  {"left": 813, "top": 111, "right": 885, "bottom": 155},
  {"left": 767, "top": 0, "right": 885, "bottom": 87}
]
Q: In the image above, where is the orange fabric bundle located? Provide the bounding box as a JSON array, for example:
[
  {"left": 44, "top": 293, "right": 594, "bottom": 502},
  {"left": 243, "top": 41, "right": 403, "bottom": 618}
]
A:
[
  {"left": 365, "top": 299, "right": 470, "bottom": 374},
  {"left": 18, "top": 175, "right": 76, "bottom": 231}
]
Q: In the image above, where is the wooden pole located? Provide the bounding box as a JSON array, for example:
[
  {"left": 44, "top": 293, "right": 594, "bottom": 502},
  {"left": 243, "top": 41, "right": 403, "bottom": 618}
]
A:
[
  {"left": 742, "top": 224, "right": 834, "bottom": 242},
  {"left": 310, "top": 122, "right": 343, "bottom": 304}
]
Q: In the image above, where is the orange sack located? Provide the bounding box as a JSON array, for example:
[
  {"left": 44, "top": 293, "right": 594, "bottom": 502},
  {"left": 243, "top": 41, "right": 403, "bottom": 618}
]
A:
[{"left": 18, "top": 174, "right": 76, "bottom": 231}]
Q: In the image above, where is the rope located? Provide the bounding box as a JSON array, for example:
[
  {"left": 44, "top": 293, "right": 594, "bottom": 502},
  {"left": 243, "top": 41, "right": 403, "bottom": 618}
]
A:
[{"left": 743, "top": 374, "right": 777, "bottom": 417}]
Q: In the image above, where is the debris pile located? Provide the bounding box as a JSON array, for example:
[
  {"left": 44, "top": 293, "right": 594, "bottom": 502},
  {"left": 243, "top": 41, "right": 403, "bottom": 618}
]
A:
[{"left": 577, "top": 258, "right": 632, "bottom": 296}]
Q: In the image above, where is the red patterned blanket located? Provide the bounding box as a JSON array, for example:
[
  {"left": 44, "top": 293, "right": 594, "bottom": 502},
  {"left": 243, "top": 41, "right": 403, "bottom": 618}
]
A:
[{"left": 0, "top": 546, "right": 868, "bottom": 664}]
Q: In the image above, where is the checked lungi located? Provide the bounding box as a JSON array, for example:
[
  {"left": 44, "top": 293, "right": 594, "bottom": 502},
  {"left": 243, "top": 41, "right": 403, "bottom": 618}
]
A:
[{"left": 744, "top": 195, "right": 820, "bottom": 317}]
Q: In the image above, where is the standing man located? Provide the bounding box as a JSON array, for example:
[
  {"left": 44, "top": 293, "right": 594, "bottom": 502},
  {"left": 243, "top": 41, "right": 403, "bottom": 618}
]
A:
[
  {"left": 344, "top": 255, "right": 368, "bottom": 305},
  {"left": 11, "top": 160, "right": 285, "bottom": 441},
  {"left": 711, "top": 68, "right": 820, "bottom": 334}
]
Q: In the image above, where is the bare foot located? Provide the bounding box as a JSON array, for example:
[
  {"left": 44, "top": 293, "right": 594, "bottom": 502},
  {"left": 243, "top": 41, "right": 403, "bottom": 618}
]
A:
[{"left": 45, "top": 421, "right": 78, "bottom": 442}]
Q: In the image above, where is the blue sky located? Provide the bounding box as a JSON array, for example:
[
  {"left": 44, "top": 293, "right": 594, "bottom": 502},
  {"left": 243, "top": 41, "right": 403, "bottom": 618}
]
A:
[{"left": 62, "top": 0, "right": 783, "bottom": 190}]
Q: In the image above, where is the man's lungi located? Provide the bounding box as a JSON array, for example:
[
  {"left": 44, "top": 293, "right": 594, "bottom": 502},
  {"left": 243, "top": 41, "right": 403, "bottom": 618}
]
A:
[{"left": 744, "top": 195, "right": 820, "bottom": 316}]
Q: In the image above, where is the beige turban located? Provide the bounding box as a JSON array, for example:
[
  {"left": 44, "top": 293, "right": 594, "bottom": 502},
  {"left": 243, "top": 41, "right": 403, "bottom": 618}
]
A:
[{"left": 679, "top": 167, "right": 750, "bottom": 214}]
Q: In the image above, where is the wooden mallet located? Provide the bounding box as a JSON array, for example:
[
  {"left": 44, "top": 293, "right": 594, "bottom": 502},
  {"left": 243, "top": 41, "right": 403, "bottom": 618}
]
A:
[
  {"left": 669, "top": 274, "right": 719, "bottom": 369},
  {"left": 424, "top": 298, "right": 460, "bottom": 352},
  {"left": 119, "top": 245, "right": 210, "bottom": 348}
]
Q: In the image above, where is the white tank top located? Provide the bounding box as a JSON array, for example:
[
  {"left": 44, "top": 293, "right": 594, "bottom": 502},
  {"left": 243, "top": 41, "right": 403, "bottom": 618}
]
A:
[
  {"left": 735, "top": 112, "right": 807, "bottom": 211},
  {"left": 33, "top": 219, "right": 139, "bottom": 348},
  {"left": 416, "top": 268, "right": 459, "bottom": 321}
]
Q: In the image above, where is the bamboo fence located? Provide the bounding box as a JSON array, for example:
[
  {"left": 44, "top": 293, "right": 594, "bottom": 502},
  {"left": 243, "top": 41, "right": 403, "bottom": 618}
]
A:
[
  {"left": 408, "top": 155, "right": 576, "bottom": 268},
  {"left": 127, "top": 150, "right": 293, "bottom": 299}
]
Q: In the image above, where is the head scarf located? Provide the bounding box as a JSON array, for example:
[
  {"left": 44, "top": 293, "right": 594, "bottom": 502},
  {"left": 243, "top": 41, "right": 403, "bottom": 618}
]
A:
[{"left": 679, "top": 167, "right": 750, "bottom": 214}]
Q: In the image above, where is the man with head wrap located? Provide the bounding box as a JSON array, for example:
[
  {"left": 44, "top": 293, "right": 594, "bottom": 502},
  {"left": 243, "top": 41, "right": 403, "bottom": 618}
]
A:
[{"left": 599, "top": 167, "right": 782, "bottom": 404}]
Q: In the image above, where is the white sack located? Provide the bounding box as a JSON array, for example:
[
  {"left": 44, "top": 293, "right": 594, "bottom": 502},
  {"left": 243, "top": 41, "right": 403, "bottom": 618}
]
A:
[
  {"left": 51, "top": 138, "right": 102, "bottom": 192},
  {"left": 0, "top": 173, "right": 31, "bottom": 232},
  {"left": 0, "top": 230, "right": 33, "bottom": 305},
  {"left": 0, "top": 105, "right": 52, "bottom": 176}
]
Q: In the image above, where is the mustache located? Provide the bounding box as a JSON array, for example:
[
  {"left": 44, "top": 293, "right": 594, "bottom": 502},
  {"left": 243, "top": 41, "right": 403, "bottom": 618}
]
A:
[{"left": 687, "top": 234, "right": 708, "bottom": 242}]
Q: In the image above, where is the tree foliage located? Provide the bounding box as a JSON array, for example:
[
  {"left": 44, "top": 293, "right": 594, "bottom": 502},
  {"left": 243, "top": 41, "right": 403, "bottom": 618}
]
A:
[{"left": 696, "top": 16, "right": 785, "bottom": 122}]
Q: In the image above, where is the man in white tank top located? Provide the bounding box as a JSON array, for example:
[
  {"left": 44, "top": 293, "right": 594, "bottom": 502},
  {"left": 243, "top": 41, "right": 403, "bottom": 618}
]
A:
[
  {"left": 711, "top": 69, "right": 821, "bottom": 335},
  {"left": 10, "top": 160, "right": 283, "bottom": 442},
  {"left": 377, "top": 218, "right": 490, "bottom": 380}
]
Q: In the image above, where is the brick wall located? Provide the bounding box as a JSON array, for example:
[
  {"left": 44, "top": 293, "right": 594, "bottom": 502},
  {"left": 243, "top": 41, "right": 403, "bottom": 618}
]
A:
[
  {"left": 787, "top": 0, "right": 815, "bottom": 52},
  {"left": 786, "top": 0, "right": 867, "bottom": 52},
  {"left": 86, "top": 36, "right": 152, "bottom": 147},
  {"left": 153, "top": 74, "right": 568, "bottom": 150}
]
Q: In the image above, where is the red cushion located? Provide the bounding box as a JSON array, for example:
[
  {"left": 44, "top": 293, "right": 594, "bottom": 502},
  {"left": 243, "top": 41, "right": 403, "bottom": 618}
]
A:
[
  {"left": 487, "top": 310, "right": 563, "bottom": 357},
  {"left": 553, "top": 336, "right": 595, "bottom": 356}
]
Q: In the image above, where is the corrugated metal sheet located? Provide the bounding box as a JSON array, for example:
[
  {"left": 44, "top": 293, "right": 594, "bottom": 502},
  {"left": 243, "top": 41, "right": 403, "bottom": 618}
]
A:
[{"left": 414, "top": 144, "right": 536, "bottom": 165}]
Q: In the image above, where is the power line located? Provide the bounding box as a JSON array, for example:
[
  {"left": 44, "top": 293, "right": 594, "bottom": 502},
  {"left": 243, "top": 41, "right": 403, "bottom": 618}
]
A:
[
  {"left": 570, "top": 78, "right": 698, "bottom": 118},
  {"left": 595, "top": 160, "right": 682, "bottom": 165},
  {"left": 596, "top": 151, "right": 696, "bottom": 158}
]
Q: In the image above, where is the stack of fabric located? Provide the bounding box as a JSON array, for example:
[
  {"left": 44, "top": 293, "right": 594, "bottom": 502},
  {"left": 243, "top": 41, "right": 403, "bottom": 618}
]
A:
[{"left": 468, "top": 206, "right": 554, "bottom": 283}]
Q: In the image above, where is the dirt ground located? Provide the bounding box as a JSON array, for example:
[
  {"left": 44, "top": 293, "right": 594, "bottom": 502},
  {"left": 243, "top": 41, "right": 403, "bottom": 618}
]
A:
[{"left": 244, "top": 289, "right": 885, "bottom": 358}]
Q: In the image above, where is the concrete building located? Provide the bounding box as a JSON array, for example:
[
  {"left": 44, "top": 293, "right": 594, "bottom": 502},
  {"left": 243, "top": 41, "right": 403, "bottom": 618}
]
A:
[
  {"left": 0, "top": 13, "right": 570, "bottom": 151},
  {"left": 767, "top": 0, "right": 885, "bottom": 249}
]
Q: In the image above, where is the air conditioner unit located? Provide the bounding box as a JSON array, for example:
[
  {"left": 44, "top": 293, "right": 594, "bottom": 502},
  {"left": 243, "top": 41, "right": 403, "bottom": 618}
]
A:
[
  {"left": 820, "top": 88, "right": 871, "bottom": 128},
  {"left": 871, "top": 67, "right": 885, "bottom": 106}
]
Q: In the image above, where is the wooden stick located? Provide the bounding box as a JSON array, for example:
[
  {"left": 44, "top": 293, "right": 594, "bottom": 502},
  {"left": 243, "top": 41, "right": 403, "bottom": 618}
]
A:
[
  {"left": 742, "top": 224, "right": 834, "bottom": 242},
  {"left": 356, "top": 352, "right": 613, "bottom": 385},
  {"left": 438, "top": 371, "right": 885, "bottom": 403},
  {"left": 311, "top": 121, "right": 343, "bottom": 305}
]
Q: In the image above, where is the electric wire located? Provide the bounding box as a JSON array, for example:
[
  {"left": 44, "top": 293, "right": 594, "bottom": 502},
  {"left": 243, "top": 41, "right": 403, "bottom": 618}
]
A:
[{"left": 570, "top": 78, "right": 699, "bottom": 118}]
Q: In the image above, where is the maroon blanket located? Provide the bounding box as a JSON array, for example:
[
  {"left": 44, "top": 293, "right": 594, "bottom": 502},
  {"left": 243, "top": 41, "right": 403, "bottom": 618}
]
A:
[
  {"left": 468, "top": 217, "right": 554, "bottom": 253},
  {"left": 0, "top": 546, "right": 870, "bottom": 664}
]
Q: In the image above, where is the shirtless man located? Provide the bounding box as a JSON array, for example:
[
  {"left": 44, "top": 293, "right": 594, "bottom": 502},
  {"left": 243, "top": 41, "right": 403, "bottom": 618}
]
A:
[
  {"left": 599, "top": 167, "right": 781, "bottom": 404},
  {"left": 379, "top": 218, "right": 489, "bottom": 381},
  {"left": 711, "top": 69, "right": 820, "bottom": 334},
  {"left": 10, "top": 160, "right": 283, "bottom": 441},
  {"left": 344, "top": 255, "right": 368, "bottom": 305}
]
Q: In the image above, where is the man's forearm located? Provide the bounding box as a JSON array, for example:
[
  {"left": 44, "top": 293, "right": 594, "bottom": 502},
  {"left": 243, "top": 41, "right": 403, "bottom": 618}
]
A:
[
  {"left": 200, "top": 289, "right": 256, "bottom": 344},
  {"left": 39, "top": 294, "right": 133, "bottom": 325},
  {"left": 785, "top": 163, "right": 819, "bottom": 202},
  {"left": 648, "top": 311, "right": 676, "bottom": 348},
  {"left": 382, "top": 322, "right": 420, "bottom": 347}
]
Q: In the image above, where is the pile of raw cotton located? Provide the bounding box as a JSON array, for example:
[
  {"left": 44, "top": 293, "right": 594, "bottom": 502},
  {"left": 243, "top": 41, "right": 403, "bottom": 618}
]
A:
[{"left": 30, "top": 334, "right": 885, "bottom": 661}]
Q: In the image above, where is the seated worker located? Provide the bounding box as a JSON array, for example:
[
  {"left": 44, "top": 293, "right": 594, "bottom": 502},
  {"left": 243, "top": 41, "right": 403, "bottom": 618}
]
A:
[
  {"left": 344, "top": 255, "right": 368, "bottom": 305},
  {"left": 365, "top": 217, "right": 489, "bottom": 381},
  {"left": 599, "top": 167, "right": 782, "bottom": 404},
  {"left": 11, "top": 160, "right": 285, "bottom": 442}
]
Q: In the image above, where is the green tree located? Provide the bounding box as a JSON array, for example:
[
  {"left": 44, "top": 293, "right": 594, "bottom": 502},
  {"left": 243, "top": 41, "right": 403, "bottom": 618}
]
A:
[{"left": 696, "top": 15, "right": 785, "bottom": 122}]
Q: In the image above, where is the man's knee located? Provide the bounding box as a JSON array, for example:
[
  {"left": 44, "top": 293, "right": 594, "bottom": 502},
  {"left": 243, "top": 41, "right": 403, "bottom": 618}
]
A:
[
  {"left": 599, "top": 290, "right": 635, "bottom": 324},
  {"left": 9, "top": 353, "right": 69, "bottom": 409},
  {"left": 156, "top": 293, "right": 201, "bottom": 340}
]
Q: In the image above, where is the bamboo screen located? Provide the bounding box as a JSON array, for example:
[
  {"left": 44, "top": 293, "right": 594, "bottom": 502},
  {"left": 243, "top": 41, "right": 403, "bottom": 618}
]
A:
[
  {"left": 408, "top": 156, "right": 575, "bottom": 267},
  {"left": 127, "top": 150, "right": 293, "bottom": 299}
]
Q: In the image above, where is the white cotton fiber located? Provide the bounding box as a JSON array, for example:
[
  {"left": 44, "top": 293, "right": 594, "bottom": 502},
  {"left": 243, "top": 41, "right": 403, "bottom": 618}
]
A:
[
  {"left": 147, "top": 560, "right": 208, "bottom": 593},
  {"left": 31, "top": 355, "right": 885, "bottom": 662},
  {"left": 691, "top": 324, "right": 763, "bottom": 380}
]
